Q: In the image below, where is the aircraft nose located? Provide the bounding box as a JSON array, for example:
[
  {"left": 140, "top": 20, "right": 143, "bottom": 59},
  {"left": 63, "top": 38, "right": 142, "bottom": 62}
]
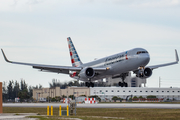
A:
[
  {"left": 139, "top": 54, "right": 150, "bottom": 66},
  {"left": 145, "top": 55, "right": 150, "bottom": 63},
  {"left": 143, "top": 54, "right": 150, "bottom": 65}
]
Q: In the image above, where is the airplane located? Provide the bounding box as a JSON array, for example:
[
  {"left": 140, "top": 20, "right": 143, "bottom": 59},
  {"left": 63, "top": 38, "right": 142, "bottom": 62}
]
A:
[{"left": 1, "top": 37, "right": 179, "bottom": 87}]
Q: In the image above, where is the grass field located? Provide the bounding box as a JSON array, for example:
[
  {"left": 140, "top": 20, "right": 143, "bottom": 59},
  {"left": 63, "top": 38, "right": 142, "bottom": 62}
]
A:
[{"left": 3, "top": 107, "right": 180, "bottom": 120}]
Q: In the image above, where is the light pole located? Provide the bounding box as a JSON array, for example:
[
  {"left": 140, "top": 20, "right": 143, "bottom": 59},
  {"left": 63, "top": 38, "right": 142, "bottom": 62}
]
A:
[{"left": 73, "top": 91, "right": 83, "bottom": 116}]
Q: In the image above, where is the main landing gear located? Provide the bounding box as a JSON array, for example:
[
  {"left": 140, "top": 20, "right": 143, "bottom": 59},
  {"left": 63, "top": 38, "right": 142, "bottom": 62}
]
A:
[
  {"left": 85, "top": 82, "right": 94, "bottom": 88},
  {"left": 118, "top": 73, "right": 128, "bottom": 87},
  {"left": 118, "top": 82, "right": 128, "bottom": 87}
]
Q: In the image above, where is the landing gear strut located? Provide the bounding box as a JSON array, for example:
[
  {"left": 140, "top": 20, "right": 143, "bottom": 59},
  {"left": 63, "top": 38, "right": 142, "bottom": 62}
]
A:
[{"left": 118, "top": 73, "right": 128, "bottom": 87}]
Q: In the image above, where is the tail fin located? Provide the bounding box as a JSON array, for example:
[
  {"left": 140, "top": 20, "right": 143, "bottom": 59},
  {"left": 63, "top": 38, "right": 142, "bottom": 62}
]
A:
[{"left": 67, "top": 37, "right": 83, "bottom": 67}]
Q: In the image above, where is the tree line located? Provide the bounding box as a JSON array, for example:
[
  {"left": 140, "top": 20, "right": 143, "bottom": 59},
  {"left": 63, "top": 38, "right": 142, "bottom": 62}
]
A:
[
  {"left": 2, "top": 78, "right": 108, "bottom": 102},
  {"left": 49, "top": 79, "right": 108, "bottom": 89},
  {"left": 2, "top": 79, "right": 86, "bottom": 102},
  {"left": 2, "top": 79, "right": 42, "bottom": 102}
]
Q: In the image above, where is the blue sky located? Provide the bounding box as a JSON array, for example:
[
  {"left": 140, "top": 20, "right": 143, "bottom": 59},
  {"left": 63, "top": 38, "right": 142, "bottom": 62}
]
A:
[{"left": 0, "top": 0, "right": 180, "bottom": 87}]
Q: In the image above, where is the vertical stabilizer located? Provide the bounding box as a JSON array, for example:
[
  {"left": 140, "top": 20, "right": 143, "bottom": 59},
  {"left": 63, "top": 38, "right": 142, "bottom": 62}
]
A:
[{"left": 67, "top": 37, "right": 83, "bottom": 67}]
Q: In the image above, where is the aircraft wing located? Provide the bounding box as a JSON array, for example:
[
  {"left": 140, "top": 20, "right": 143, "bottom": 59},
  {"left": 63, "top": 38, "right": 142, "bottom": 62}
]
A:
[
  {"left": 1, "top": 49, "right": 82, "bottom": 74},
  {"left": 147, "top": 49, "right": 179, "bottom": 70}
]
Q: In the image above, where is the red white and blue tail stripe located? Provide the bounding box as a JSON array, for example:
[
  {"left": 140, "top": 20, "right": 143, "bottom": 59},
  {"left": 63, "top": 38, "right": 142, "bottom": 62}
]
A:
[{"left": 67, "top": 37, "right": 83, "bottom": 67}]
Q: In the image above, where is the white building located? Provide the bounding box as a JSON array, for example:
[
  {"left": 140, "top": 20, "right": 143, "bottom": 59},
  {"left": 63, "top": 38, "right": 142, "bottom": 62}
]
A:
[
  {"left": 90, "top": 87, "right": 180, "bottom": 100},
  {"left": 106, "top": 73, "right": 146, "bottom": 87}
]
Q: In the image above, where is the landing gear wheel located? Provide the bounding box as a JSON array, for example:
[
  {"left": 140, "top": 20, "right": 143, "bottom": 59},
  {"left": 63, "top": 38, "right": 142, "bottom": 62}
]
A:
[
  {"left": 119, "top": 72, "right": 129, "bottom": 87},
  {"left": 120, "top": 82, "right": 123, "bottom": 87},
  {"left": 119, "top": 82, "right": 128, "bottom": 87},
  {"left": 118, "top": 82, "right": 121, "bottom": 87},
  {"left": 87, "top": 83, "right": 90, "bottom": 87},
  {"left": 125, "top": 83, "right": 128, "bottom": 87},
  {"left": 86, "top": 82, "right": 94, "bottom": 87},
  {"left": 90, "top": 82, "right": 94, "bottom": 87},
  {"left": 85, "top": 82, "right": 90, "bottom": 87}
]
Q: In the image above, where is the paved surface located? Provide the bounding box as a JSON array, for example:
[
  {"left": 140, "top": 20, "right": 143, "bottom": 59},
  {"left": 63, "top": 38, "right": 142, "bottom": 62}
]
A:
[
  {"left": 0, "top": 113, "right": 38, "bottom": 120},
  {"left": 3, "top": 103, "right": 180, "bottom": 109},
  {"left": 3, "top": 103, "right": 68, "bottom": 108},
  {"left": 78, "top": 103, "right": 180, "bottom": 109}
]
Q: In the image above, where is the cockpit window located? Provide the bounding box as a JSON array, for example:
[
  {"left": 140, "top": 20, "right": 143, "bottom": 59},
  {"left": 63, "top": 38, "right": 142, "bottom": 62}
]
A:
[
  {"left": 137, "top": 51, "right": 141, "bottom": 54},
  {"left": 137, "top": 51, "right": 148, "bottom": 54}
]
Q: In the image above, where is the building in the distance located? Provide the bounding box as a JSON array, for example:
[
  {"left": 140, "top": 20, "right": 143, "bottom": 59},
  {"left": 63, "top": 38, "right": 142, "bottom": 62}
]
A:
[
  {"left": 90, "top": 87, "right": 180, "bottom": 100},
  {"left": 33, "top": 86, "right": 180, "bottom": 101},
  {"left": 105, "top": 72, "right": 146, "bottom": 87},
  {"left": 33, "top": 86, "right": 90, "bottom": 101}
]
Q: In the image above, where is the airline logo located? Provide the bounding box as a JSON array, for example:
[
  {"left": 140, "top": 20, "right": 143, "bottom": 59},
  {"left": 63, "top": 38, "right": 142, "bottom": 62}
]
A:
[
  {"left": 67, "top": 37, "right": 81, "bottom": 67},
  {"left": 125, "top": 51, "right": 128, "bottom": 60},
  {"left": 104, "top": 51, "right": 128, "bottom": 66}
]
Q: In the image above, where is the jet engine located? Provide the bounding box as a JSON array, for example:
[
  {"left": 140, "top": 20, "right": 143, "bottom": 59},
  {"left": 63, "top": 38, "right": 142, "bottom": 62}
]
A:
[
  {"left": 79, "top": 67, "right": 95, "bottom": 79},
  {"left": 136, "top": 67, "right": 152, "bottom": 78}
]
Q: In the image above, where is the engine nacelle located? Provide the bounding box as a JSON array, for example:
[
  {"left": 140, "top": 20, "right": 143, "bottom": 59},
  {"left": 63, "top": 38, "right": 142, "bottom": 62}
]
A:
[
  {"left": 79, "top": 67, "right": 95, "bottom": 79},
  {"left": 136, "top": 67, "right": 152, "bottom": 78}
]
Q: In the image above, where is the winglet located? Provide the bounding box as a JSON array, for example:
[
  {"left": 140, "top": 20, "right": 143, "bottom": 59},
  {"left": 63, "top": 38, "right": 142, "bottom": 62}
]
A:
[
  {"left": 175, "top": 49, "right": 179, "bottom": 63},
  {"left": 1, "top": 49, "right": 11, "bottom": 63}
]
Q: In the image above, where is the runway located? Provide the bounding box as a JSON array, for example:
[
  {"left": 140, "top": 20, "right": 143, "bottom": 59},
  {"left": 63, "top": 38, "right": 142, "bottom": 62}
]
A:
[{"left": 3, "top": 103, "right": 180, "bottom": 109}]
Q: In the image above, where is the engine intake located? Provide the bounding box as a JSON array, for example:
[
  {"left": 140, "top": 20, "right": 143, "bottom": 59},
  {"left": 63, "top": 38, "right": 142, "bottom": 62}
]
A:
[
  {"left": 144, "top": 68, "right": 152, "bottom": 77},
  {"left": 136, "top": 67, "right": 152, "bottom": 78},
  {"left": 79, "top": 67, "right": 95, "bottom": 79},
  {"left": 86, "top": 67, "right": 94, "bottom": 77}
]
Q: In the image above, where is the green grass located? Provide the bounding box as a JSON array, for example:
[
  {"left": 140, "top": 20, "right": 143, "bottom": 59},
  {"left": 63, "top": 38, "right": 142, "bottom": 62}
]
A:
[{"left": 3, "top": 107, "right": 180, "bottom": 120}]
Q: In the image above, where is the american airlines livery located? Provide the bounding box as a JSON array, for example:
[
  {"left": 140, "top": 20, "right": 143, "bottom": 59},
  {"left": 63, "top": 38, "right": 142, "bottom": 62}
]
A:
[{"left": 1, "top": 37, "right": 179, "bottom": 87}]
